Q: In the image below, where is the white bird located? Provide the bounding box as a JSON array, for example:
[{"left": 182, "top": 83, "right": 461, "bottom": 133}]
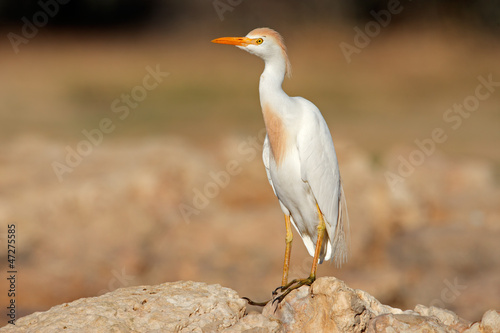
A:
[{"left": 212, "top": 28, "right": 349, "bottom": 304}]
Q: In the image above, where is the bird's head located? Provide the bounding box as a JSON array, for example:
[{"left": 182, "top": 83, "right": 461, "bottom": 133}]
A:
[{"left": 212, "top": 27, "right": 291, "bottom": 78}]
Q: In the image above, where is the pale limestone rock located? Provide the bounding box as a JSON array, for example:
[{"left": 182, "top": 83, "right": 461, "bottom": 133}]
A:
[
  {"left": 367, "top": 313, "right": 456, "bottom": 333},
  {"left": 0, "top": 278, "right": 497, "bottom": 333},
  {"left": 414, "top": 304, "right": 471, "bottom": 331},
  {"left": 263, "top": 276, "right": 405, "bottom": 332},
  {"left": 262, "top": 277, "right": 492, "bottom": 333},
  {"left": 222, "top": 313, "right": 283, "bottom": 333},
  {"left": 464, "top": 310, "right": 500, "bottom": 333},
  {"left": 0, "top": 281, "right": 246, "bottom": 333}
]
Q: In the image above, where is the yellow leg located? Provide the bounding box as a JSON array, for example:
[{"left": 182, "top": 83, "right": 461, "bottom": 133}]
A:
[
  {"left": 273, "top": 204, "right": 326, "bottom": 304},
  {"left": 282, "top": 215, "right": 293, "bottom": 286},
  {"left": 244, "top": 206, "right": 326, "bottom": 307},
  {"left": 309, "top": 204, "right": 326, "bottom": 279},
  {"left": 242, "top": 215, "right": 293, "bottom": 307}
]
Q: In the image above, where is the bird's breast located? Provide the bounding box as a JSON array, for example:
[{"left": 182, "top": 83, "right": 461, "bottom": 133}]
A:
[{"left": 262, "top": 104, "right": 289, "bottom": 166}]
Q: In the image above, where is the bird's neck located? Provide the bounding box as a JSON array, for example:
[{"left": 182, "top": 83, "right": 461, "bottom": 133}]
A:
[
  {"left": 259, "top": 59, "right": 288, "bottom": 108},
  {"left": 259, "top": 60, "right": 290, "bottom": 165}
]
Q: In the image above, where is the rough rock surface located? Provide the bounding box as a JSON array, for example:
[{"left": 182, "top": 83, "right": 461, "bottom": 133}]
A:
[
  {"left": 1, "top": 278, "right": 498, "bottom": 332},
  {"left": 0, "top": 281, "right": 246, "bottom": 333},
  {"left": 262, "top": 277, "right": 480, "bottom": 333}
]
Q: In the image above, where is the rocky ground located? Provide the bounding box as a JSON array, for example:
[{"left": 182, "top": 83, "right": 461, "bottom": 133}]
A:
[{"left": 1, "top": 278, "right": 498, "bottom": 332}]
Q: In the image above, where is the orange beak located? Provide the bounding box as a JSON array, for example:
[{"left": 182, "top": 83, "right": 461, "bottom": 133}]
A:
[{"left": 211, "top": 36, "right": 253, "bottom": 46}]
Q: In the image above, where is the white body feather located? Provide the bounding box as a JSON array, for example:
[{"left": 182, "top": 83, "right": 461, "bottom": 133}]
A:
[{"left": 261, "top": 95, "right": 348, "bottom": 265}]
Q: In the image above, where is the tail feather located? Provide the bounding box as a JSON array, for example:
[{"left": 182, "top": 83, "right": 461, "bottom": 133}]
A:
[{"left": 332, "top": 180, "right": 350, "bottom": 267}]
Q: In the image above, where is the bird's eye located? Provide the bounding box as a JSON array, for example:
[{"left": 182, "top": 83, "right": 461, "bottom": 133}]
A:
[{"left": 255, "top": 38, "right": 263, "bottom": 44}]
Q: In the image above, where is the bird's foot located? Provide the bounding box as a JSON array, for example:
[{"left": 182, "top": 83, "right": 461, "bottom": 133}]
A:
[
  {"left": 272, "top": 275, "right": 316, "bottom": 305},
  {"left": 241, "top": 297, "right": 269, "bottom": 307},
  {"left": 242, "top": 275, "right": 315, "bottom": 308}
]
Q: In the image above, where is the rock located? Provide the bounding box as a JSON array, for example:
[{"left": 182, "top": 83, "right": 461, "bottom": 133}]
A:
[
  {"left": 0, "top": 278, "right": 497, "bottom": 333},
  {"left": 222, "top": 313, "right": 282, "bottom": 333},
  {"left": 414, "top": 304, "right": 471, "bottom": 332},
  {"left": 263, "top": 276, "right": 406, "bottom": 332},
  {"left": 0, "top": 281, "right": 247, "bottom": 333},
  {"left": 263, "top": 277, "right": 497, "bottom": 333},
  {"left": 368, "top": 313, "right": 463, "bottom": 333},
  {"left": 464, "top": 310, "right": 500, "bottom": 333}
]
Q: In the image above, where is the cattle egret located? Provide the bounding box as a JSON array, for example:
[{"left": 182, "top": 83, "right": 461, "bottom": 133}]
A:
[{"left": 212, "top": 28, "right": 349, "bottom": 304}]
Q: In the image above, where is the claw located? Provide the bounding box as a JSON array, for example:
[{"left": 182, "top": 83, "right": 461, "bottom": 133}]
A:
[
  {"left": 272, "top": 278, "right": 297, "bottom": 297},
  {"left": 242, "top": 297, "right": 269, "bottom": 307},
  {"left": 272, "top": 285, "right": 284, "bottom": 296},
  {"left": 271, "top": 275, "right": 316, "bottom": 306}
]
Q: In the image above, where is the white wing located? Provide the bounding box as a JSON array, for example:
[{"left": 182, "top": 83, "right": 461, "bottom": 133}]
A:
[
  {"left": 295, "top": 98, "right": 350, "bottom": 267},
  {"left": 262, "top": 135, "right": 276, "bottom": 195},
  {"left": 263, "top": 134, "right": 291, "bottom": 217}
]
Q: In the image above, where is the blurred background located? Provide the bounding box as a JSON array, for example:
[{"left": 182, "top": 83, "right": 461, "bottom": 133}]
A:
[{"left": 0, "top": 0, "right": 499, "bottom": 323}]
